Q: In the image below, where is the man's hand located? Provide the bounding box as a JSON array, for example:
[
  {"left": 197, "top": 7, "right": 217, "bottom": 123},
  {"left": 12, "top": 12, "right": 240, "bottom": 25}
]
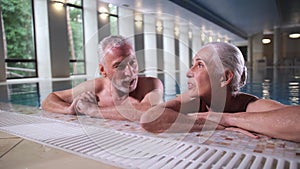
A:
[{"left": 69, "top": 91, "right": 98, "bottom": 114}]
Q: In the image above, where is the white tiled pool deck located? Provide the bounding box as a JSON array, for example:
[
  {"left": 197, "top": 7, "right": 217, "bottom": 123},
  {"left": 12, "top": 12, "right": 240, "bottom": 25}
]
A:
[{"left": 0, "top": 102, "right": 300, "bottom": 169}]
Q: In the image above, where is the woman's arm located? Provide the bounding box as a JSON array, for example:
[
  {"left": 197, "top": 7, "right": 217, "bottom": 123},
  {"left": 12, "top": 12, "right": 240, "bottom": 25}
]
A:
[
  {"left": 140, "top": 94, "right": 224, "bottom": 133},
  {"left": 195, "top": 100, "right": 300, "bottom": 142}
]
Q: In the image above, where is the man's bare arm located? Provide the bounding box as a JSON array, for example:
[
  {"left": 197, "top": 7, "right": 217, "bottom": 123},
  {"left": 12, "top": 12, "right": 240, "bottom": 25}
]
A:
[
  {"left": 41, "top": 90, "right": 74, "bottom": 114},
  {"left": 76, "top": 81, "right": 164, "bottom": 121},
  {"left": 41, "top": 80, "right": 96, "bottom": 114}
]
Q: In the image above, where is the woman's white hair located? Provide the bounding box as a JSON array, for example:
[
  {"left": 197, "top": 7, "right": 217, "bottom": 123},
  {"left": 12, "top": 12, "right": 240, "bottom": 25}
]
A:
[
  {"left": 205, "top": 42, "right": 247, "bottom": 94},
  {"left": 97, "top": 35, "right": 131, "bottom": 64}
]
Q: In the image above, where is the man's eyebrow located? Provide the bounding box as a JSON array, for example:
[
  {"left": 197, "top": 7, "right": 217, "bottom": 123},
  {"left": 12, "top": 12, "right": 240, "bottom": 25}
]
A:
[{"left": 112, "top": 61, "right": 121, "bottom": 67}]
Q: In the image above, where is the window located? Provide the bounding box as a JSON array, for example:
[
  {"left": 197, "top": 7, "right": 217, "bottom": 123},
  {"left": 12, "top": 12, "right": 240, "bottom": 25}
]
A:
[
  {"left": 66, "top": 0, "right": 85, "bottom": 75},
  {"left": 1, "top": 0, "right": 37, "bottom": 79}
]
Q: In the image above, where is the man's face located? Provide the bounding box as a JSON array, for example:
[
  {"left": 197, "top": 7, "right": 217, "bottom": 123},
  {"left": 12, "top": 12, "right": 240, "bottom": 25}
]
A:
[{"left": 101, "top": 43, "right": 139, "bottom": 93}]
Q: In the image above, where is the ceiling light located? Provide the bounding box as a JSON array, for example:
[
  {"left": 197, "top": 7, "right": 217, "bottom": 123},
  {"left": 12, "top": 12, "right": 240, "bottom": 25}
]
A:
[
  {"left": 289, "top": 33, "right": 300, "bottom": 39},
  {"left": 262, "top": 38, "right": 271, "bottom": 44}
]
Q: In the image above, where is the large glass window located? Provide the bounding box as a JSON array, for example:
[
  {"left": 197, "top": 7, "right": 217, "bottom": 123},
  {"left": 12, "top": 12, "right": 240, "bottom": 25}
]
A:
[
  {"left": 66, "top": 0, "right": 85, "bottom": 75},
  {"left": 1, "top": 0, "right": 36, "bottom": 79}
]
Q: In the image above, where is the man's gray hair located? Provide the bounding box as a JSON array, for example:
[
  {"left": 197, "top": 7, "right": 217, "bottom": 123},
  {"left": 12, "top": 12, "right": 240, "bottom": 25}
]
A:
[
  {"left": 205, "top": 42, "right": 247, "bottom": 94},
  {"left": 97, "top": 35, "right": 131, "bottom": 64}
]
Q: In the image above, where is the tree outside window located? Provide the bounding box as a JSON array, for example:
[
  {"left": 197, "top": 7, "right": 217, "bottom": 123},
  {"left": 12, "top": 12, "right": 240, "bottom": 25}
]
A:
[
  {"left": 66, "top": 0, "right": 85, "bottom": 75},
  {"left": 1, "top": 0, "right": 36, "bottom": 79}
]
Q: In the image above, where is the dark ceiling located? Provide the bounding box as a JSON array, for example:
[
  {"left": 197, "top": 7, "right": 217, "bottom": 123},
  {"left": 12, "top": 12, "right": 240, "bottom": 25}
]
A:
[{"left": 170, "top": 0, "right": 300, "bottom": 39}]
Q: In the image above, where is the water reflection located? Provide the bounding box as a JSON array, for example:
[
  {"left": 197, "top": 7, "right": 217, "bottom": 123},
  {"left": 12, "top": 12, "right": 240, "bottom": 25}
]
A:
[
  {"left": 243, "top": 67, "right": 300, "bottom": 105},
  {"left": 0, "top": 78, "right": 86, "bottom": 107},
  {"left": 0, "top": 67, "right": 299, "bottom": 107}
]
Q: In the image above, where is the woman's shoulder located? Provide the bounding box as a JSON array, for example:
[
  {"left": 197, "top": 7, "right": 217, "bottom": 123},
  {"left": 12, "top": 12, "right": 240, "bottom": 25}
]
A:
[{"left": 235, "top": 92, "right": 259, "bottom": 101}]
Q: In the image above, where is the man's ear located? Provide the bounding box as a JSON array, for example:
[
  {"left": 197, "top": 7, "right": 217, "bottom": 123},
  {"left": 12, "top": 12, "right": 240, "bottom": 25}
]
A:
[
  {"left": 221, "top": 70, "right": 234, "bottom": 87},
  {"left": 99, "top": 64, "right": 107, "bottom": 77}
]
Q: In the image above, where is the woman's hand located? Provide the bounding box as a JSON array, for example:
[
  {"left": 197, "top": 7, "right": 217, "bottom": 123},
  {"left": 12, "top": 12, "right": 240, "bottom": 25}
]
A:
[{"left": 189, "top": 112, "right": 260, "bottom": 139}]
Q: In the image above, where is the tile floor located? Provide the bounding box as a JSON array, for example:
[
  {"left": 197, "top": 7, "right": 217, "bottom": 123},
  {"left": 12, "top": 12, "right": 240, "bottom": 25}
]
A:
[{"left": 0, "top": 131, "right": 120, "bottom": 169}]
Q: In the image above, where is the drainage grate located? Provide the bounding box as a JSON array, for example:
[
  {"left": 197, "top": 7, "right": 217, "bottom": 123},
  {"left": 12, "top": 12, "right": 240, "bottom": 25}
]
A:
[{"left": 0, "top": 111, "right": 299, "bottom": 169}]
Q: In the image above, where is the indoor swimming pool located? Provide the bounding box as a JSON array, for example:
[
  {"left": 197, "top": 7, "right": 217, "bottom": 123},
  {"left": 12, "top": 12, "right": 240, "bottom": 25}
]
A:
[
  {"left": 0, "top": 67, "right": 299, "bottom": 107},
  {"left": 1, "top": 67, "right": 300, "bottom": 169}
]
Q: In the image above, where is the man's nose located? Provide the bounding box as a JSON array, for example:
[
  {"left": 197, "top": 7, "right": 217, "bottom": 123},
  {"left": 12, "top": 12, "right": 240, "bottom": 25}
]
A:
[{"left": 124, "top": 64, "right": 134, "bottom": 76}]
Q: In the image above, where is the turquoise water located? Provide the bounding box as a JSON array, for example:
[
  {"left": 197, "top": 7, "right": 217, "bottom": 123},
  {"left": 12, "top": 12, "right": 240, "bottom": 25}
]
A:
[{"left": 0, "top": 67, "right": 299, "bottom": 107}]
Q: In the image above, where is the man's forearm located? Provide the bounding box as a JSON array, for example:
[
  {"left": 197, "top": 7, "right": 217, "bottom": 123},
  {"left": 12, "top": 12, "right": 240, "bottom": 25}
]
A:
[
  {"left": 42, "top": 93, "right": 74, "bottom": 114},
  {"left": 77, "top": 101, "right": 150, "bottom": 121}
]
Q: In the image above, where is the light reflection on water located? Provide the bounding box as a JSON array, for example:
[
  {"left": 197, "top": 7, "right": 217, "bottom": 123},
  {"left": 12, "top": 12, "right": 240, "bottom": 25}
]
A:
[
  {"left": 0, "top": 67, "right": 299, "bottom": 107},
  {"left": 241, "top": 67, "right": 300, "bottom": 105}
]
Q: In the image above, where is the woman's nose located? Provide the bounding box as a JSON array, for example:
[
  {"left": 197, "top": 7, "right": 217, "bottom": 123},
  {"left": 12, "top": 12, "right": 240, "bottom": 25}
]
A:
[{"left": 186, "top": 68, "right": 193, "bottom": 78}]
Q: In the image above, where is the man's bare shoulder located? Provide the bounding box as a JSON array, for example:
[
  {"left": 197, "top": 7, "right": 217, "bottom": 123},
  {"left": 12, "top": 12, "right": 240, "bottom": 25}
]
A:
[{"left": 93, "top": 77, "right": 110, "bottom": 90}]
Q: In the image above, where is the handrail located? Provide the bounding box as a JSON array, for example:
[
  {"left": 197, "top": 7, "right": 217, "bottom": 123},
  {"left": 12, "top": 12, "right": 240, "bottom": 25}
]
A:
[{"left": 6, "top": 67, "right": 35, "bottom": 72}]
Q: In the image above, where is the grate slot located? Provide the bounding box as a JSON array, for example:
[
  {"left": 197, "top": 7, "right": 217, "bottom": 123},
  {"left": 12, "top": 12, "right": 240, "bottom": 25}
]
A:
[
  {"left": 212, "top": 151, "right": 233, "bottom": 169},
  {"left": 250, "top": 156, "right": 264, "bottom": 169},
  {"left": 237, "top": 154, "right": 254, "bottom": 168},
  {"left": 200, "top": 150, "right": 225, "bottom": 169},
  {"left": 187, "top": 149, "right": 217, "bottom": 169},
  {"left": 263, "top": 158, "right": 275, "bottom": 169},
  {"left": 224, "top": 152, "right": 244, "bottom": 169}
]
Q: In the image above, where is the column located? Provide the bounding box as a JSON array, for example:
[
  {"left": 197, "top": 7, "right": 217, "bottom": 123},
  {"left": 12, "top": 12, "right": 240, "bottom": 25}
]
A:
[
  {"left": 48, "top": 1, "right": 70, "bottom": 77},
  {"left": 83, "top": 0, "right": 99, "bottom": 79},
  {"left": 0, "top": 6, "right": 6, "bottom": 82},
  {"left": 273, "top": 27, "right": 280, "bottom": 67},
  {"left": 143, "top": 14, "right": 157, "bottom": 77},
  {"left": 179, "top": 24, "right": 189, "bottom": 93},
  {"left": 247, "top": 36, "right": 253, "bottom": 67},
  {"left": 34, "top": 0, "right": 52, "bottom": 79},
  {"left": 118, "top": 8, "right": 135, "bottom": 43},
  {"left": 163, "top": 20, "right": 176, "bottom": 98},
  {"left": 98, "top": 3, "right": 110, "bottom": 42},
  {"left": 191, "top": 27, "right": 201, "bottom": 56},
  {"left": 134, "top": 13, "right": 145, "bottom": 74}
]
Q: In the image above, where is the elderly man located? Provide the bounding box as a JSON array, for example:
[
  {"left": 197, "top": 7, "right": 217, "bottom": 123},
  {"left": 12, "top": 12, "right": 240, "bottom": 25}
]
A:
[{"left": 42, "top": 35, "right": 163, "bottom": 121}]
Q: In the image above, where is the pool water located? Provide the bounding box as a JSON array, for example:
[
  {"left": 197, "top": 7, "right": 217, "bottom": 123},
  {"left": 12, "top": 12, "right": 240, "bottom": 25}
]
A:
[{"left": 0, "top": 67, "right": 299, "bottom": 107}]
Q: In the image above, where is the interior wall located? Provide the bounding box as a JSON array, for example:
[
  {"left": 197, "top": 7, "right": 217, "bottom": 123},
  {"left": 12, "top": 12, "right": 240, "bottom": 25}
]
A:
[{"left": 259, "top": 30, "right": 300, "bottom": 67}]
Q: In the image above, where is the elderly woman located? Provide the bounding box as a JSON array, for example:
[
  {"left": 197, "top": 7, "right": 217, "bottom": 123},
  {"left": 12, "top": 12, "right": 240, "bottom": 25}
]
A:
[{"left": 140, "top": 42, "right": 300, "bottom": 142}]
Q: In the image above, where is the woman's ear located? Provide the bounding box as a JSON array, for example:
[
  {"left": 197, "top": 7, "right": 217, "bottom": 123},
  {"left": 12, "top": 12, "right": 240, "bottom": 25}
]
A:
[
  {"left": 99, "top": 64, "right": 107, "bottom": 77},
  {"left": 221, "top": 70, "right": 234, "bottom": 87}
]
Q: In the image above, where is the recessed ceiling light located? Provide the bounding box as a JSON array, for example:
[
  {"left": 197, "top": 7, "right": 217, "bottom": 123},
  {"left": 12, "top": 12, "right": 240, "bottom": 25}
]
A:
[
  {"left": 262, "top": 38, "right": 271, "bottom": 44},
  {"left": 289, "top": 33, "right": 300, "bottom": 39}
]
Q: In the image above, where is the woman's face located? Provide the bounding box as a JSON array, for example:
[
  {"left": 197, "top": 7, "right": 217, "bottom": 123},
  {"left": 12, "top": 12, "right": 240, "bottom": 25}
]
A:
[{"left": 186, "top": 47, "right": 212, "bottom": 98}]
